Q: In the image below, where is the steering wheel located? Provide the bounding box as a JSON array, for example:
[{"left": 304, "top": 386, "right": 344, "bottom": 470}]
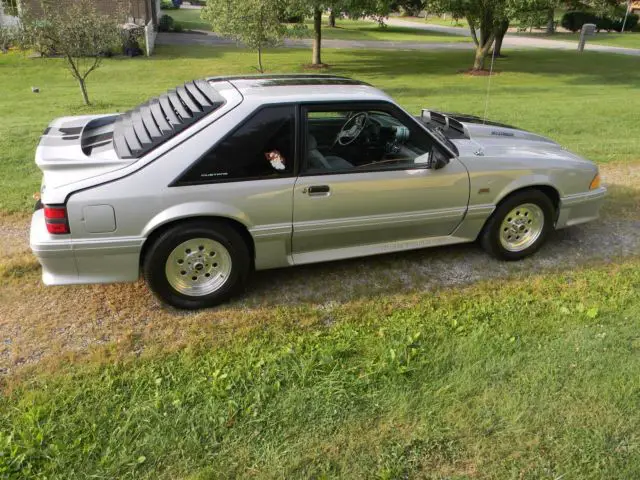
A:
[{"left": 335, "top": 112, "right": 369, "bottom": 146}]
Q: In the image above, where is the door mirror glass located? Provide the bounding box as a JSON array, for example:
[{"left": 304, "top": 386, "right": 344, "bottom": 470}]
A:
[
  {"left": 429, "top": 147, "right": 450, "bottom": 170},
  {"left": 414, "top": 152, "right": 431, "bottom": 165}
]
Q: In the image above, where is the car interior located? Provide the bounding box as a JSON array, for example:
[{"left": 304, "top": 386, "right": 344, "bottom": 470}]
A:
[{"left": 305, "top": 109, "right": 432, "bottom": 173}]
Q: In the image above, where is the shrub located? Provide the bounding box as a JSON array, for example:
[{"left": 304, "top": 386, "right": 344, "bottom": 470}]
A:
[
  {"left": 277, "top": 6, "right": 304, "bottom": 24},
  {"left": 612, "top": 12, "right": 639, "bottom": 32},
  {"left": 158, "top": 14, "right": 174, "bottom": 32},
  {"left": 561, "top": 11, "right": 598, "bottom": 32},
  {"left": 561, "top": 9, "right": 639, "bottom": 33},
  {"left": 160, "top": 0, "right": 177, "bottom": 10},
  {"left": 172, "top": 21, "right": 184, "bottom": 33},
  {"left": 0, "top": 25, "right": 18, "bottom": 53},
  {"left": 595, "top": 15, "right": 613, "bottom": 32}
]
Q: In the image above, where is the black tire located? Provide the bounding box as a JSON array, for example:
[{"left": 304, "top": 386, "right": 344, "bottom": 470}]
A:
[
  {"left": 480, "top": 189, "right": 555, "bottom": 261},
  {"left": 143, "top": 221, "right": 250, "bottom": 309}
]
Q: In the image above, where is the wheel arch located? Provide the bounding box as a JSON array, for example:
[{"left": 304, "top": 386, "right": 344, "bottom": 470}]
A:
[
  {"left": 495, "top": 184, "right": 560, "bottom": 217},
  {"left": 479, "top": 183, "right": 561, "bottom": 240},
  {"left": 139, "top": 215, "right": 256, "bottom": 269}
]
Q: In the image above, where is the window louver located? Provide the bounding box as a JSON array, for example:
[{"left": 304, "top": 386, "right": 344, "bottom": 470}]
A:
[{"left": 112, "top": 79, "right": 225, "bottom": 159}]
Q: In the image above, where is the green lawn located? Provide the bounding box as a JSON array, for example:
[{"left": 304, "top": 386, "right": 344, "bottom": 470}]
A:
[
  {"left": 301, "top": 18, "right": 468, "bottom": 42},
  {"left": 517, "top": 31, "right": 640, "bottom": 49},
  {"left": 2, "top": 259, "right": 640, "bottom": 478},
  {"left": 2, "top": 42, "right": 640, "bottom": 479},
  {"left": 164, "top": 7, "right": 210, "bottom": 31},
  {"left": 1, "top": 45, "right": 639, "bottom": 213},
  {"left": 165, "top": 9, "right": 468, "bottom": 43},
  {"left": 415, "top": 14, "right": 470, "bottom": 28},
  {"left": 395, "top": 13, "right": 640, "bottom": 49}
]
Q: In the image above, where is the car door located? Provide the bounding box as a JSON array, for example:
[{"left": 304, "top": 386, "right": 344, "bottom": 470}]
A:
[
  {"left": 291, "top": 102, "right": 470, "bottom": 264},
  {"left": 167, "top": 104, "right": 299, "bottom": 270}
]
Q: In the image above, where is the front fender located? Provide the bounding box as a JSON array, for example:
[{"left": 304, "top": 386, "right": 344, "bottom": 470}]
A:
[
  {"left": 493, "top": 174, "right": 561, "bottom": 205},
  {"left": 141, "top": 201, "right": 251, "bottom": 238}
]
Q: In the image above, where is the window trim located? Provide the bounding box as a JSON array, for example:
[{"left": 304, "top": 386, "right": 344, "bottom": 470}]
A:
[
  {"left": 298, "top": 100, "right": 456, "bottom": 177},
  {"left": 171, "top": 103, "right": 299, "bottom": 187}
]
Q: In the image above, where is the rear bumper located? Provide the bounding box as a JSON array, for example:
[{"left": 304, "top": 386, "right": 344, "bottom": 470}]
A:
[
  {"left": 556, "top": 187, "right": 607, "bottom": 229},
  {"left": 30, "top": 209, "right": 142, "bottom": 285}
]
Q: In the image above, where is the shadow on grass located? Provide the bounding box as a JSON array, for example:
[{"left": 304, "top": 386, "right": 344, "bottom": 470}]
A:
[
  {"left": 328, "top": 49, "right": 640, "bottom": 87},
  {"left": 155, "top": 45, "right": 640, "bottom": 88}
]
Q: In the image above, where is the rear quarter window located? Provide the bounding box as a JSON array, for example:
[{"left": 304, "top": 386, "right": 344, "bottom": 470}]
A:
[{"left": 175, "top": 105, "right": 296, "bottom": 185}]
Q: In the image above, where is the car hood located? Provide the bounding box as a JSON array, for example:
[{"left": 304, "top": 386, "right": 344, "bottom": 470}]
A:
[{"left": 432, "top": 111, "right": 592, "bottom": 165}]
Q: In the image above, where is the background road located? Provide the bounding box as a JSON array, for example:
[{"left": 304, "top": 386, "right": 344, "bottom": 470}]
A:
[{"left": 157, "top": 19, "right": 640, "bottom": 57}]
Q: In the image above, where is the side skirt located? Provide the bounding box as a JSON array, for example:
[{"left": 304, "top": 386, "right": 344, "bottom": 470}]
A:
[{"left": 292, "top": 234, "right": 472, "bottom": 266}]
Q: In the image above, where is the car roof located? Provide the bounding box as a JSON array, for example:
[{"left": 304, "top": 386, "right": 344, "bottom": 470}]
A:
[{"left": 206, "top": 74, "right": 393, "bottom": 103}]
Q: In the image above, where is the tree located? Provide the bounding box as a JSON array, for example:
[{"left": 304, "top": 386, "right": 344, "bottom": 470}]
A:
[
  {"left": 328, "top": 8, "right": 337, "bottom": 26},
  {"left": 492, "top": 18, "right": 509, "bottom": 56},
  {"left": 202, "top": 0, "right": 288, "bottom": 72},
  {"left": 287, "top": 0, "right": 337, "bottom": 66},
  {"left": 19, "top": 0, "right": 123, "bottom": 105},
  {"left": 293, "top": 0, "right": 393, "bottom": 66},
  {"left": 428, "top": 0, "right": 540, "bottom": 70},
  {"left": 392, "top": 0, "right": 425, "bottom": 16}
]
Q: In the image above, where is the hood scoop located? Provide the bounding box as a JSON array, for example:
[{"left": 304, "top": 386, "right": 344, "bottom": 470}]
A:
[{"left": 419, "top": 109, "right": 469, "bottom": 139}]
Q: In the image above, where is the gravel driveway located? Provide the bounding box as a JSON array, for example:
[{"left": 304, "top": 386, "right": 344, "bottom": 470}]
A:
[{"left": 1, "top": 164, "right": 638, "bottom": 376}]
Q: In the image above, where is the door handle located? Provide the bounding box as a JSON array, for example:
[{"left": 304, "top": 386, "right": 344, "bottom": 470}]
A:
[{"left": 305, "top": 185, "right": 330, "bottom": 196}]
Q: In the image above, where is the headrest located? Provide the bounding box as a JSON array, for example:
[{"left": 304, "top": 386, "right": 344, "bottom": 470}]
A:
[{"left": 307, "top": 134, "right": 317, "bottom": 150}]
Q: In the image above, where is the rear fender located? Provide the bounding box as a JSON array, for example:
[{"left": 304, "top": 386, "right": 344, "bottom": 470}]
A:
[{"left": 141, "top": 201, "right": 251, "bottom": 238}]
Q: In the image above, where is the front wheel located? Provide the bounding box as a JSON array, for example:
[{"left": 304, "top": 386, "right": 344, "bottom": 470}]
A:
[
  {"left": 480, "top": 190, "right": 554, "bottom": 261},
  {"left": 143, "top": 221, "right": 250, "bottom": 309}
]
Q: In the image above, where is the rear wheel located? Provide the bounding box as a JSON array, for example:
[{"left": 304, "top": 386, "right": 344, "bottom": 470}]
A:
[
  {"left": 143, "top": 221, "right": 250, "bottom": 309},
  {"left": 481, "top": 190, "right": 554, "bottom": 261}
]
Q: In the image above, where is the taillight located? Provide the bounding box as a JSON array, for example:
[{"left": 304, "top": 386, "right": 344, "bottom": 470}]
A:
[{"left": 44, "top": 205, "right": 70, "bottom": 234}]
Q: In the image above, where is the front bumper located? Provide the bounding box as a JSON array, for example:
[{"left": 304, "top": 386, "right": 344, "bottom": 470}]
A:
[
  {"left": 30, "top": 209, "right": 142, "bottom": 286},
  {"left": 556, "top": 186, "right": 607, "bottom": 229}
]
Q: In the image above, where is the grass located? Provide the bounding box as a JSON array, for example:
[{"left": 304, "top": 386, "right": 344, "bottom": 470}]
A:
[
  {"left": 516, "top": 31, "right": 640, "bottom": 49},
  {"left": 1, "top": 45, "right": 639, "bottom": 213},
  {"left": 2, "top": 259, "right": 640, "bottom": 478},
  {"left": 2, "top": 40, "right": 640, "bottom": 480},
  {"left": 166, "top": 9, "right": 467, "bottom": 42},
  {"left": 298, "top": 18, "right": 468, "bottom": 42},
  {"left": 394, "top": 14, "right": 640, "bottom": 49},
  {"left": 415, "top": 14, "right": 470, "bottom": 28},
  {"left": 165, "top": 7, "right": 210, "bottom": 31}
]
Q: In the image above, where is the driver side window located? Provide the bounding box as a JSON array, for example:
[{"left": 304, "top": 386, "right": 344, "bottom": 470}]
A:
[{"left": 304, "top": 105, "right": 436, "bottom": 174}]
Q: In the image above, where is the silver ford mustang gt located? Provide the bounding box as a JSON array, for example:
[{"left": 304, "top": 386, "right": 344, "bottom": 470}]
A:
[{"left": 30, "top": 75, "right": 606, "bottom": 309}]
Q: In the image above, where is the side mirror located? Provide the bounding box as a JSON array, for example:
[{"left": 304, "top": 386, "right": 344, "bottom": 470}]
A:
[{"left": 429, "top": 147, "right": 450, "bottom": 170}]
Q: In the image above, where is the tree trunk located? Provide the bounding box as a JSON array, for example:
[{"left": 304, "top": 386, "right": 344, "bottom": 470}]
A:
[
  {"left": 472, "top": 45, "right": 487, "bottom": 71},
  {"left": 328, "top": 9, "right": 335, "bottom": 28},
  {"left": 493, "top": 34, "right": 505, "bottom": 57},
  {"left": 312, "top": 7, "right": 322, "bottom": 65},
  {"left": 493, "top": 20, "right": 509, "bottom": 57},
  {"left": 78, "top": 78, "right": 90, "bottom": 105},
  {"left": 472, "top": 34, "right": 495, "bottom": 71},
  {"left": 257, "top": 46, "right": 263, "bottom": 73},
  {"left": 546, "top": 7, "right": 555, "bottom": 34}
]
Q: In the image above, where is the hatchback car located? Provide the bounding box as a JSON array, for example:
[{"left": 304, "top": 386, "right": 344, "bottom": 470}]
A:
[{"left": 30, "top": 75, "right": 606, "bottom": 308}]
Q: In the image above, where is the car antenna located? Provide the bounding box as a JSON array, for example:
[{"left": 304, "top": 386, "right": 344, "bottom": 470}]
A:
[{"left": 482, "top": 45, "right": 498, "bottom": 124}]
